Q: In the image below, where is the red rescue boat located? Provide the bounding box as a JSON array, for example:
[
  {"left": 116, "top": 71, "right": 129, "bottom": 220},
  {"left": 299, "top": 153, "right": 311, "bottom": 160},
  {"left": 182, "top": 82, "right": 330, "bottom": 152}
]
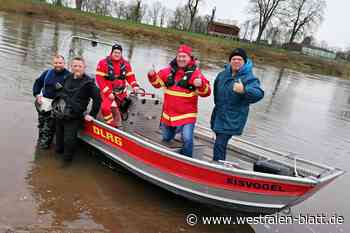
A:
[
  {"left": 65, "top": 35, "right": 344, "bottom": 214},
  {"left": 78, "top": 93, "right": 344, "bottom": 214}
]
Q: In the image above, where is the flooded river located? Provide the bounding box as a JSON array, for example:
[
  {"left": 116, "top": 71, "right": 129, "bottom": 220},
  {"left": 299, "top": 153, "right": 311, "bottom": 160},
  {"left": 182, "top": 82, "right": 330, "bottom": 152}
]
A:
[{"left": 0, "top": 11, "right": 349, "bottom": 233}]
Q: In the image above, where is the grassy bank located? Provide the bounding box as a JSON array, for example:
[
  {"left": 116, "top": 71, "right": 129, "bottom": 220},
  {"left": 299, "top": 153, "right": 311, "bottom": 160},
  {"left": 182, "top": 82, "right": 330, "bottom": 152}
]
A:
[{"left": 1, "top": 0, "right": 349, "bottom": 79}]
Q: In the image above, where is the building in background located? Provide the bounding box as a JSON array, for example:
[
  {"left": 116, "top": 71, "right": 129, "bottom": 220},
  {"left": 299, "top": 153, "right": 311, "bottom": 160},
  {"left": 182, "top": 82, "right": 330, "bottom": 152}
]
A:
[
  {"left": 207, "top": 20, "right": 240, "bottom": 39},
  {"left": 301, "top": 45, "right": 336, "bottom": 60}
]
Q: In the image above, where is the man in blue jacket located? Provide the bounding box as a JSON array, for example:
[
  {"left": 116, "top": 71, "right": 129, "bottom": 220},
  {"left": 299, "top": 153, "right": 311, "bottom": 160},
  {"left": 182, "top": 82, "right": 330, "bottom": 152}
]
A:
[
  {"left": 210, "top": 48, "right": 264, "bottom": 161},
  {"left": 33, "top": 55, "right": 70, "bottom": 149}
]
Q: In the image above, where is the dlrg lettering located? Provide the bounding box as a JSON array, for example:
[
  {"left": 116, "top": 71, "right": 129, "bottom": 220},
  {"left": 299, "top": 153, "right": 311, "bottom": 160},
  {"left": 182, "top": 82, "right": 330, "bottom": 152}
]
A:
[{"left": 92, "top": 125, "right": 123, "bottom": 146}]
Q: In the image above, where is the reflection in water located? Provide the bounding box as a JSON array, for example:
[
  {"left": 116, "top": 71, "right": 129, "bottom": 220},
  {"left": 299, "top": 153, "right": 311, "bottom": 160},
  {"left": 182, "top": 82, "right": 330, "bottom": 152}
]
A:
[
  {"left": 342, "top": 110, "right": 350, "bottom": 121},
  {"left": 69, "top": 38, "right": 84, "bottom": 59},
  {"left": 329, "top": 82, "right": 350, "bottom": 122},
  {"left": 264, "top": 67, "right": 284, "bottom": 113},
  {"left": 26, "top": 147, "right": 118, "bottom": 231},
  {"left": 125, "top": 36, "right": 135, "bottom": 61},
  {"left": 52, "top": 22, "right": 60, "bottom": 54},
  {"left": 272, "top": 67, "right": 284, "bottom": 97},
  {"left": 25, "top": 146, "right": 254, "bottom": 233}
]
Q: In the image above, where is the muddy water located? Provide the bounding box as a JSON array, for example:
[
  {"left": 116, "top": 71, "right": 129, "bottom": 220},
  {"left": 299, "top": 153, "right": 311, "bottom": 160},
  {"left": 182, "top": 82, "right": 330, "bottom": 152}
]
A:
[{"left": 0, "top": 11, "right": 349, "bottom": 233}]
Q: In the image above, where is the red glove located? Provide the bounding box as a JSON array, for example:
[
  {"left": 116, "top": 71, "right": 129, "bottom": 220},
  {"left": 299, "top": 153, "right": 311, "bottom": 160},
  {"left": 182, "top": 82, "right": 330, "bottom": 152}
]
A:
[{"left": 147, "top": 70, "right": 157, "bottom": 82}]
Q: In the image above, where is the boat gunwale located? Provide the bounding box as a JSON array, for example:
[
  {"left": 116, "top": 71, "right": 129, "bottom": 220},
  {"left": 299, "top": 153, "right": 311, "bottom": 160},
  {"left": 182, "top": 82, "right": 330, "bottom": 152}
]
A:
[
  {"left": 195, "top": 124, "right": 338, "bottom": 173},
  {"left": 86, "top": 119, "right": 324, "bottom": 186},
  {"left": 194, "top": 128, "right": 345, "bottom": 181}
]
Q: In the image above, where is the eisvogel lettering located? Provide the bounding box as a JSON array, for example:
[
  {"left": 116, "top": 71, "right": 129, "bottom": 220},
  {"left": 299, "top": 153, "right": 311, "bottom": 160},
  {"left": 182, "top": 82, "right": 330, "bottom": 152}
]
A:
[
  {"left": 92, "top": 125, "right": 123, "bottom": 146},
  {"left": 227, "top": 177, "right": 284, "bottom": 192}
]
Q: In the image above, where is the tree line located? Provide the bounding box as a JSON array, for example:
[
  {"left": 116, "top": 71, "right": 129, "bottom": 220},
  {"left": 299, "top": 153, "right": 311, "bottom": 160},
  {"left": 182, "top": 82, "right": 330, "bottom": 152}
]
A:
[
  {"left": 44, "top": 0, "right": 327, "bottom": 47},
  {"left": 244, "top": 0, "right": 326, "bottom": 46}
]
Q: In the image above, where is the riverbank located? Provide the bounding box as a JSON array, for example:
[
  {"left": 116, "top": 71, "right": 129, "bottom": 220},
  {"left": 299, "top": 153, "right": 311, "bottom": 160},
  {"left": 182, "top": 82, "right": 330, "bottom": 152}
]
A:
[{"left": 1, "top": 0, "right": 349, "bottom": 79}]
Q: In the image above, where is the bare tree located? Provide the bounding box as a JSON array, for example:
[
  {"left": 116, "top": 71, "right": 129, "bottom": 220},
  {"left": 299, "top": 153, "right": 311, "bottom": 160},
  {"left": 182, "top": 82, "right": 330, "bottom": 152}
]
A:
[
  {"left": 113, "top": 0, "right": 127, "bottom": 19},
  {"left": 249, "top": 21, "right": 259, "bottom": 42},
  {"left": 285, "top": 0, "right": 326, "bottom": 43},
  {"left": 187, "top": 0, "right": 202, "bottom": 31},
  {"left": 192, "top": 15, "right": 211, "bottom": 33},
  {"left": 51, "top": 0, "right": 63, "bottom": 6},
  {"left": 98, "top": 0, "right": 112, "bottom": 16},
  {"left": 168, "top": 6, "right": 190, "bottom": 31},
  {"left": 140, "top": 2, "right": 149, "bottom": 23},
  {"left": 82, "top": 0, "right": 112, "bottom": 16},
  {"left": 247, "top": 0, "right": 287, "bottom": 43},
  {"left": 123, "top": 1, "right": 139, "bottom": 21},
  {"left": 124, "top": 3, "right": 134, "bottom": 20},
  {"left": 168, "top": 7, "right": 183, "bottom": 30},
  {"left": 210, "top": 6, "right": 216, "bottom": 22},
  {"left": 75, "top": 0, "right": 84, "bottom": 10},
  {"left": 159, "top": 6, "right": 169, "bottom": 27},
  {"left": 345, "top": 45, "right": 350, "bottom": 61},
  {"left": 134, "top": 0, "right": 142, "bottom": 22},
  {"left": 265, "top": 25, "right": 282, "bottom": 45},
  {"left": 240, "top": 20, "right": 251, "bottom": 40},
  {"left": 148, "top": 1, "right": 162, "bottom": 26},
  {"left": 132, "top": 0, "right": 142, "bottom": 22},
  {"left": 126, "top": 0, "right": 147, "bottom": 22}
]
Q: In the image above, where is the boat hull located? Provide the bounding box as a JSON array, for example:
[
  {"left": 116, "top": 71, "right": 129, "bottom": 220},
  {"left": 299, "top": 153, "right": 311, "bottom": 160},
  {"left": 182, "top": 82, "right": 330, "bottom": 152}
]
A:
[{"left": 78, "top": 121, "right": 318, "bottom": 214}]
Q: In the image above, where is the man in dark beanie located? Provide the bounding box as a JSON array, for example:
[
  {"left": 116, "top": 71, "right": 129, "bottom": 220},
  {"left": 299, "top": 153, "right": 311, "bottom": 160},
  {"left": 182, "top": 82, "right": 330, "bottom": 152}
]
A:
[
  {"left": 210, "top": 48, "right": 264, "bottom": 162},
  {"left": 229, "top": 48, "right": 247, "bottom": 64},
  {"left": 95, "top": 43, "right": 142, "bottom": 127}
]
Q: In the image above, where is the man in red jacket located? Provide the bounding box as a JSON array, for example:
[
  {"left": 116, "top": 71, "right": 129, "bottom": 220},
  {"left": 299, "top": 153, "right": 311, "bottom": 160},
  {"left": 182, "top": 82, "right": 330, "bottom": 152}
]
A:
[
  {"left": 96, "top": 43, "right": 140, "bottom": 126},
  {"left": 147, "top": 44, "right": 211, "bottom": 157}
]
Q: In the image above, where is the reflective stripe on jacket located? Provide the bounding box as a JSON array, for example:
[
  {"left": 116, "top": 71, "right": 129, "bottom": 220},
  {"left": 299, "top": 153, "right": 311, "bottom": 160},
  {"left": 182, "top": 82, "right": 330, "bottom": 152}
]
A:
[{"left": 149, "top": 60, "right": 211, "bottom": 126}]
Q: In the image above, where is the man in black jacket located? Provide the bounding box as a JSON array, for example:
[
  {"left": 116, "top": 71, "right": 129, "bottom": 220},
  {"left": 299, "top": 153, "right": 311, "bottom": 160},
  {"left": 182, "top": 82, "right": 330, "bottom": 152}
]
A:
[
  {"left": 55, "top": 57, "right": 101, "bottom": 161},
  {"left": 33, "top": 55, "right": 70, "bottom": 149}
]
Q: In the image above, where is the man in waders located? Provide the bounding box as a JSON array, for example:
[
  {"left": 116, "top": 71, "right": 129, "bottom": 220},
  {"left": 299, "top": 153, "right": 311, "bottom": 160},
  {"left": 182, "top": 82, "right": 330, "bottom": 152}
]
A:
[{"left": 32, "top": 55, "right": 70, "bottom": 149}]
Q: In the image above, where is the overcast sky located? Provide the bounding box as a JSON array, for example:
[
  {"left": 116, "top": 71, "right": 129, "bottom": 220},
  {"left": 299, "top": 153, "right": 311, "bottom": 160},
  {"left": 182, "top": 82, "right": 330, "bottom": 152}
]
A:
[{"left": 141, "top": 0, "right": 350, "bottom": 50}]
